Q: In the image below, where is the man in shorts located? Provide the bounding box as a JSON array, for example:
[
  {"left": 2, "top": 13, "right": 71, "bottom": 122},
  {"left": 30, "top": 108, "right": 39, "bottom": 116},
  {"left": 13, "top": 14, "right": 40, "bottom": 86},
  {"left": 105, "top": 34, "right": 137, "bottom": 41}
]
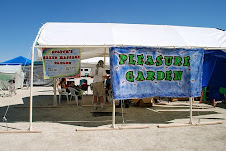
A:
[{"left": 90, "top": 60, "right": 109, "bottom": 110}]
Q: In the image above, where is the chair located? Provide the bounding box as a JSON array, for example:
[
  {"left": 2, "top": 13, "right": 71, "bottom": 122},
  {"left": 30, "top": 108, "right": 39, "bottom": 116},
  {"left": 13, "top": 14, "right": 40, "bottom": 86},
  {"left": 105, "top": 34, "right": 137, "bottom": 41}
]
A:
[
  {"left": 80, "top": 79, "right": 89, "bottom": 95},
  {"left": 57, "top": 85, "right": 70, "bottom": 104},
  {"left": 0, "top": 88, "right": 5, "bottom": 97},
  {"left": 0, "top": 80, "right": 16, "bottom": 97},
  {"left": 68, "top": 87, "right": 81, "bottom": 105}
]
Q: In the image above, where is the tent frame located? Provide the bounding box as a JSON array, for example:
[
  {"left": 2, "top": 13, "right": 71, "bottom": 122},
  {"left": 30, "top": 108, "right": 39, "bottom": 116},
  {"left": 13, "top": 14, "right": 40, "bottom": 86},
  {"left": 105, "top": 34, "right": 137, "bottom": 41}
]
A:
[
  {"left": 35, "top": 45, "right": 226, "bottom": 50},
  {"left": 29, "top": 23, "right": 226, "bottom": 130},
  {"left": 30, "top": 43, "right": 195, "bottom": 130}
]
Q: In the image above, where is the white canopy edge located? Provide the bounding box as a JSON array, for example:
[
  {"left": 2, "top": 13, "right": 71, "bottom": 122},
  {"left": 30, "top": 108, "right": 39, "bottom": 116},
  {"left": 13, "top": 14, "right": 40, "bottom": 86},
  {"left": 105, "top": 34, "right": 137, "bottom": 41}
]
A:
[{"left": 36, "top": 22, "right": 226, "bottom": 50}]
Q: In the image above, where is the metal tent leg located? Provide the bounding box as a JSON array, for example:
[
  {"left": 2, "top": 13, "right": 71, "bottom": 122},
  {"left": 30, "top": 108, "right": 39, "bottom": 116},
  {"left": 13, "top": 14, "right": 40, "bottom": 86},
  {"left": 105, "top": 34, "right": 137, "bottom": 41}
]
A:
[
  {"left": 189, "top": 97, "right": 193, "bottom": 124},
  {"left": 112, "top": 99, "right": 116, "bottom": 128},
  {"left": 2, "top": 106, "right": 9, "bottom": 131}
]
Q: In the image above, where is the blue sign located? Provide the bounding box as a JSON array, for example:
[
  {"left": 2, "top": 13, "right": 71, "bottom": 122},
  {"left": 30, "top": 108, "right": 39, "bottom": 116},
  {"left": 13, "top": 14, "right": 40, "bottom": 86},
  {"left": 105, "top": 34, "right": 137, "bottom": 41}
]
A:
[{"left": 110, "top": 47, "right": 204, "bottom": 100}]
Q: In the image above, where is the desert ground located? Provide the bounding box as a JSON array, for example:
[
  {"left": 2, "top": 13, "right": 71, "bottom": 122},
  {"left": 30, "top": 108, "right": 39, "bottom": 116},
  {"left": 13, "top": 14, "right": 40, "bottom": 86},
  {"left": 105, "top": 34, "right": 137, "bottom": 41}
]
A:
[{"left": 0, "top": 86, "right": 226, "bottom": 151}]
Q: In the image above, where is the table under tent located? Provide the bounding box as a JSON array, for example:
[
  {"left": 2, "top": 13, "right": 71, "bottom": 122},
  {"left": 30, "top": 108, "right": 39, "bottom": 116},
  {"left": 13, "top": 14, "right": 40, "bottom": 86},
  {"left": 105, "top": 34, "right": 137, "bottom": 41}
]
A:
[{"left": 28, "top": 23, "right": 226, "bottom": 130}]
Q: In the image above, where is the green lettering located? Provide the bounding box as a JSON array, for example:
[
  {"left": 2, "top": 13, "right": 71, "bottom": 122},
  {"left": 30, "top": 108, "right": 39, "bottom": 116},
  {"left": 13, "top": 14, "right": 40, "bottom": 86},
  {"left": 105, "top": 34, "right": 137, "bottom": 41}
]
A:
[
  {"left": 126, "top": 71, "right": 134, "bottom": 82},
  {"left": 164, "top": 56, "right": 173, "bottom": 66},
  {"left": 156, "top": 55, "right": 163, "bottom": 66},
  {"left": 173, "top": 71, "right": 183, "bottom": 80},
  {"left": 157, "top": 71, "right": 165, "bottom": 80},
  {"left": 129, "top": 54, "right": 136, "bottom": 65},
  {"left": 183, "top": 56, "right": 190, "bottom": 67},
  {"left": 165, "top": 70, "right": 173, "bottom": 81},
  {"left": 137, "top": 54, "right": 144, "bottom": 65},
  {"left": 119, "top": 54, "right": 127, "bottom": 65},
  {"left": 146, "top": 71, "right": 155, "bottom": 81},
  {"left": 136, "top": 71, "right": 145, "bottom": 81},
  {"left": 174, "top": 56, "right": 182, "bottom": 66},
  {"left": 145, "top": 56, "right": 155, "bottom": 66}
]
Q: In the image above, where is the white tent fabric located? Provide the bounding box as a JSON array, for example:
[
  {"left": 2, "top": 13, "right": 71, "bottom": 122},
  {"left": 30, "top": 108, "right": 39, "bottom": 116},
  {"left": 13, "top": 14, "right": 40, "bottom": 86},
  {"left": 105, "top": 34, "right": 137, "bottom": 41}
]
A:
[
  {"left": 0, "top": 65, "right": 25, "bottom": 89},
  {"left": 37, "top": 22, "right": 226, "bottom": 49},
  {"left": 35, "top": 23, "right": 226, "bottom": 61},
  {"left": 0, "top": 65, "right": 22, "bottom": 74},
  {"left": 0, "top": 65, "right": 24, "bottom": 107}
]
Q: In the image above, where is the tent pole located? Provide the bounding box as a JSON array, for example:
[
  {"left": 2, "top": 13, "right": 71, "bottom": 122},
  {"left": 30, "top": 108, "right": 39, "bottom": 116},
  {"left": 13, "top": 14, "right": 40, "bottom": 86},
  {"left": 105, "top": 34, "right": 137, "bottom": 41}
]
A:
[
  {"left": 104, "top": 48, "right": 106, "bottom": 68},
  {"left": 53, "top": 78, "right": 57, "bottom": 106},
  {"left": 189, "top": 97, "right": 193, "bottom": 124},
  {"left": 112, "top": 99, "right": 116, "bottom": 128},
  {"left": 29, "top": 23, "right": 48, "bottom": 131},
  {"left": 29, "top": 44, "right": 35, "bottom": 131}
]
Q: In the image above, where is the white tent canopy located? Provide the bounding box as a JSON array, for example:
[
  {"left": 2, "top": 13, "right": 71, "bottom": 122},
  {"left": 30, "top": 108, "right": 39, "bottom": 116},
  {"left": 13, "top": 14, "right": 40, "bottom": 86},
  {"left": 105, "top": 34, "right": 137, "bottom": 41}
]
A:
[
  {"left": 28, "top": 22, "right": 226, "bottom": 130},
  {"left": 37, "top": 22, "right": 226, "bottom": 50}
]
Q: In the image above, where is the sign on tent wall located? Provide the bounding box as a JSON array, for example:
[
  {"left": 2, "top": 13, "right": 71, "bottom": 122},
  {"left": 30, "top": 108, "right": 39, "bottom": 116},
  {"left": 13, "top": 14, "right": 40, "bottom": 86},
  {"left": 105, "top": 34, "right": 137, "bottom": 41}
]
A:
[
  {"left": 42, "top": 48, "right": 81, "bottom": 79},
  {"left": 110, "top": 47, "right": 204, "bottom": 100}
]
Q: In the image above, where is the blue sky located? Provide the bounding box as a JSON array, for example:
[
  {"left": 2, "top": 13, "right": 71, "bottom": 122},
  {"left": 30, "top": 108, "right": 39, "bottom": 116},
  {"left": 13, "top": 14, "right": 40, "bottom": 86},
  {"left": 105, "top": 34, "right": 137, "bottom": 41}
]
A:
[{"left": 0, "top": 0, "right": 225, "bottom": 62}]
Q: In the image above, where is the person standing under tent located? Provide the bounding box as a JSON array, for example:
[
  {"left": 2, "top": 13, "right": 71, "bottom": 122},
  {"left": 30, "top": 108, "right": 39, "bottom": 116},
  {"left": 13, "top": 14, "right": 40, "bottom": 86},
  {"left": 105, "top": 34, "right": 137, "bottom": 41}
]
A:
[{"left": 90, "top": 60, "right": 109, "bottom": 110}]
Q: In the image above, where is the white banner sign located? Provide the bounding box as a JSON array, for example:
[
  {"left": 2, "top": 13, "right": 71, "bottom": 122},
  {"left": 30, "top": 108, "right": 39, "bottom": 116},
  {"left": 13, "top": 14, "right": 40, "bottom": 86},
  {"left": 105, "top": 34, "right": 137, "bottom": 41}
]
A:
[{"left": 42, "top": 48, "right": 80, "bottom": 79}]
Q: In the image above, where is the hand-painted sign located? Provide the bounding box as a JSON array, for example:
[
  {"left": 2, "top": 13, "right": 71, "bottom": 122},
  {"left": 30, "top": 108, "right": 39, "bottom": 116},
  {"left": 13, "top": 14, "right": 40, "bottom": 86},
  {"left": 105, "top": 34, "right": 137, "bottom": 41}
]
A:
[
  {"left": 42, "top": 48, "right": 80, "bottom": 79},
  {"left": 110, "top": 47, "right": 204, "bottom": 100}
]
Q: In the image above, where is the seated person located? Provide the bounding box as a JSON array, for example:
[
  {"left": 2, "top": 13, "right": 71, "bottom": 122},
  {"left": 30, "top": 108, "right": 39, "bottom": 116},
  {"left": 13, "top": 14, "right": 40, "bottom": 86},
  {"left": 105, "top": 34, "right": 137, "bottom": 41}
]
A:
[
  {"left": 60, "top": 78, "right": 70, "bottom": 93},
  {"left": 69, "top": 81, "right": 75, "bottom": 87},
  {"left": 80, "top": 82, "right": 88, "bottom": 91}
]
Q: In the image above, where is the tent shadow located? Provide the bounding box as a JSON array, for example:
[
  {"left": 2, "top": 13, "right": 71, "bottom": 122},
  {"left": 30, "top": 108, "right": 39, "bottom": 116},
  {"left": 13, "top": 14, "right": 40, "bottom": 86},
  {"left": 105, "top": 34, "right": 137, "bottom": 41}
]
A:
[{"left": 0, "top": 95, "right": 218, "bottom": 127}]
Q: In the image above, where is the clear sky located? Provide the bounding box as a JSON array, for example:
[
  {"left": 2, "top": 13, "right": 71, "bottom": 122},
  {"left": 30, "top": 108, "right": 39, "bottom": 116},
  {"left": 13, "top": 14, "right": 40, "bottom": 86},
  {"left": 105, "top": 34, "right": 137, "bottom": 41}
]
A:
[{"left": 0, "top": 0, "right": 225, "bottom": 62}]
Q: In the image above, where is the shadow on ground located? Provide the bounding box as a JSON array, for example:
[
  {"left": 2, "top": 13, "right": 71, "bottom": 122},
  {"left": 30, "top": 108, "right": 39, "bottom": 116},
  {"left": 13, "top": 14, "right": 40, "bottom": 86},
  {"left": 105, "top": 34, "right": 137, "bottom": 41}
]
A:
[
  {"left": 0, "top": 95, "right": 219, "bottom": 127},
  {"left": 202, "top": 101, "right": 226, "bottom": 110}
]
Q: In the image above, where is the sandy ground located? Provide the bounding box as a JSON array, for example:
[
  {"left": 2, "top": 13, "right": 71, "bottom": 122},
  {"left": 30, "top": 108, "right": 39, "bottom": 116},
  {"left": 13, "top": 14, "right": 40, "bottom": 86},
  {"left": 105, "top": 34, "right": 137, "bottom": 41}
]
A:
[{"left": 0, "top": 86, "right": 226, "bottom": 151}]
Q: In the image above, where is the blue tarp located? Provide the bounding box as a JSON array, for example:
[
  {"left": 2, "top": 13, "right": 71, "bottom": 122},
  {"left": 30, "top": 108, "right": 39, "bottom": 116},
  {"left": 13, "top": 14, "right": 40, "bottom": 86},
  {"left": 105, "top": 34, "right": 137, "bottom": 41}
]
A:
[
  {"left": 0, "top": 56, "right": 31, "bottom": 66},
  {"left": 202, "top": 50, "right": 226, "bottom": 100},
  {"left": 110, "top": 47, "right": 204, "bottom": 100}
]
